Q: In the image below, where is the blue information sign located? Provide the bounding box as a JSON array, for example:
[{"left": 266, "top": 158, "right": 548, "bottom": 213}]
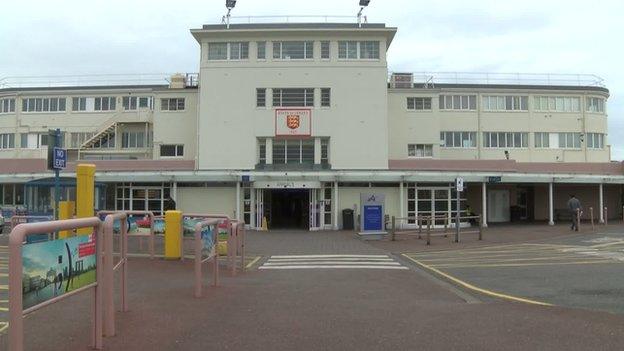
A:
[
  {"left": 363, "top": 205, "right": 383, "bottom": 231},
  {"left": 53, "top": 147, "right": 67, "bottom": 169}
]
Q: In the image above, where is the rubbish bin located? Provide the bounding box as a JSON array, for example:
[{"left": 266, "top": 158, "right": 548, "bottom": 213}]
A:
[{"left": 342, "top": 209, "right": 354, "bottom": 230}]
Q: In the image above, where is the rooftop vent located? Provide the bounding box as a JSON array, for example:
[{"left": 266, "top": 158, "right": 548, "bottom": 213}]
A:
[{"left": 169, "top": 74, "right": 186, "bottom": 89}]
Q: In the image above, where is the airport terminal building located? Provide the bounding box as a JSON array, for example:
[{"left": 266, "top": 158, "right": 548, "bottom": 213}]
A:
[{"left": 0, "top": 21, "right": 620, "bottom": 230}]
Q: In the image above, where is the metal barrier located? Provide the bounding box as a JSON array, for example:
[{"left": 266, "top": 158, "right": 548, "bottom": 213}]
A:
[
  {"left": 590, "top": 207, "right": 595, "bottom": 231},
  {"left": 102, "top": 212, "right": 129, "bottom": 337},
  {"left": 10, "top": 216, "right": 54, "bottom": 240},
  {"left": 98, "top": 210, "right": 156, "bottom": 259},
  {"left": 576, "top": 208, "right": 581, "bottom": 231},
  {"left": 604, "top": 207, "right": 608, "bottom": 225},
  {"left": 9, "top": 217, "right": 104, "bottom": 351},
  {"left": 184, "top": 213, "right": 238, "bottom": 274},
  {"left": 194, "top": 218, "right": 220, "bottom": 298},
  {"left": 391, "top": 215, "right": 483, "bottom": 245},
  {"left": 231, "top": 220, "right": 246, "bottom": 274}
]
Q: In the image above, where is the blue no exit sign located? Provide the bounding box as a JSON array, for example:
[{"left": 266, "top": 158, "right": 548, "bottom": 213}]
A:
[{"left": 53, "top": 147, "right": 67, "bottom": 169}]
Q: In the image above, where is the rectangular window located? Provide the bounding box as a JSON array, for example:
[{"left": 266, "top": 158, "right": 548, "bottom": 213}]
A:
[
  {"left": 21, "top": 97, "right": 66, "bottom": 112},
  {"left": 272, "top": 41, "right": 313, "bottom": 60},
  {"left": 483, "top": 95, "right": 528, "bottom": 111},
  {"left": 257, "top": 41, "right": 266, "bottom": 59},
  {"left": 94, "top": 97, "right": 116, "bottom": 111},
  {"left": 160, "top": 98, "right": 185, "bottom": 111},
  {"left": 258, "top": 139, "right": 266, "bottom": 165},
  {"left": 558, "top": 132, "right": 582, "bottom": 149},
  {"left": 160, "top": 144, "right": 184, "bottom": 157},
  {"left": 483, "top": 132, "right": 528, "bottom": 148},
  {"left": 408, "top": 144, "right": 433, "bottom": 157},
  {"left": 338, "top": 41, "right": 380, "bottom": 59},
  {"left": 534, "top": 132, "right": 550, "bottom": 148},
  {"left": 587, "top": 97, "right": 605, "bottom": 113},
  {"left": 439, "top": 95, "right": 476, "bottom": 111},
  {"left": 586, "top": 133, "right": 605, "bottom": 149},
  {"left": 272, "top": 139, "right": 316, "bottom": 164},
  {"left": 320, "top": 88, "right": 331, "bottom": 107},
  {"left": 72, "top": 97, "right": 87, "bottom": 111},
  {"left": 272, "top": 88, "right": 314, "bottom": 107},
  {"left": 320, "top": 41, "right": 330, "bottom": 59},
  {"left": 440, "top": 131, "right": 476, "bottom": 148},
  {"left": 122, "top": 96, "right": 138, "bottom": 111},
  {"left": 0, "top": 133, "right": 15, "bottom": 149},
  {"left": 321, "top": 138, "right": 329, "bottom": 164},
  {"left": 256, "top": 88, "right": 266, "bottom": 107},
  {"left": 229, "top": 42, "right": 249, "bottom": 60},
  {"left": 207, "top": 42, "right": 227, "bottom": 60},
  {"left": 0, "top": 98, "right": 15, "bottom": 113},
  {"left": 121, "top": 131, "right": 148, "bottom": 148},
  {"left": 407, "top": 97, "right": 432, "bottom": 110},
  {"left": 534, "top": 96, "right": 580, "bottom": 112}
]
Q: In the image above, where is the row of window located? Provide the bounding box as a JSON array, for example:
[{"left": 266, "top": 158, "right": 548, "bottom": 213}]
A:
[
  {"left": 0, "top": 131, "right": 158, "bottom": 150},
  {"left": 437, "top": 132, "right": 605, "bottom": 149},
  {"left": 257, "top": 88, "right": 331, "bottom": 108},
  {"left": 407, "top": 95, "right": 606, "bottom": 113},
  {"left": 207, "top": 40, "right": 380, "bottom": 61},
  {"left": 0, "top": 97, "right": 185, "bottom": 113},
  {"left": 258, "top": 138, "right": 329, "bottom": 165}
]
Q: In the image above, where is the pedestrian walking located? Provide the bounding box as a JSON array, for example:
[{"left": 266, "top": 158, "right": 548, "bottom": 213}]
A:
[
  {"left": 567, "top": 194, "right": 582, "bottom": 231},
  {"left": 164, "top": 196, "right": 177, "bottom": 211}
]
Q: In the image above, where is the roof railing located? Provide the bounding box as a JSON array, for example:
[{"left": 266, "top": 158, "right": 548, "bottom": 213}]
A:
[
  {"left": 389, "top": 72, "right": 605, "bottom": 88},
  {"left": 221, "top": 15, "right": 362, "bottom": 25},
  {"left": 0, "top": 73, "right": 199, "bottom": 89}
]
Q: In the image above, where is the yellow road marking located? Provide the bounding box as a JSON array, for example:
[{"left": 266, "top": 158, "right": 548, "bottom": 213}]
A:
[
  {"left": 414, "top": 254, "right": 592, "bottom": 263},
  {"left": 246, "top": 256, "right": 262, "bottom": 269},
  {"left": 403, "top": 254, "right": 552, "bottom": 306},
  {"left": 0, "top": 300, "right": 7, "bottom": 302},
  {"left": 407, "top": 246, "right": 564, "bottom": 257},
  {"left": 0, "top": 322, "right": 8, "bottom": 333},
  {"left": 431, "top": 260, "right": 614, "bottom": 269}
]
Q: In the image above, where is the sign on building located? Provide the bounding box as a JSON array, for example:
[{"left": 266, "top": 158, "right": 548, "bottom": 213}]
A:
[
  {"left": 360, "top": 193, "right": 386, "bottom": 233},
  {"left": 455, "top": 177, "right": 464, "bottom": 192},
  {"left": 275, "top": 109, "right": 311, "bottom": 137}
]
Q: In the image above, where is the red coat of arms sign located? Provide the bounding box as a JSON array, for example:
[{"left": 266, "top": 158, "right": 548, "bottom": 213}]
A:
[{"left": 275, "top": 109, "right": 311, "bottom": 136}]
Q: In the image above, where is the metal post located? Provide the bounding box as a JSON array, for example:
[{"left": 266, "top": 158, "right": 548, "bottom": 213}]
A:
[
  {"left": 576, "top": 208, "right": 581, "bottom": 232},
  {"left": 391, "top": 216, "right": 396, "bottom": 241},
  {"left": 599, "top": 183, "right": 604, "bottom": 223},
  {"left": 481, "top": 182, "right": 488, "bottom": 228},
  {"left": 604, "top": 207, "right": 608, "bottom": 225},
  {"left": 478, "top": 215, "right": 483, "bottom": 240},
  {"left": 426, "top": 217, "right": 431, "bottom": 245},
  {"left": 548, "top": 182, "right": 555, "bottom": 225},
  {"left": 590, "top": 207, "right": 595, "bottom": 231},
  {"left": 455, "top": 191, "right": 460, "bottom": 243}
]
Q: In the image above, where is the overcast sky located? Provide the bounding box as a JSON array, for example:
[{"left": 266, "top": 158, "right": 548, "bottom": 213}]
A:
[{"left": 1, "top": 0, "right": 622, "bottom": 159}]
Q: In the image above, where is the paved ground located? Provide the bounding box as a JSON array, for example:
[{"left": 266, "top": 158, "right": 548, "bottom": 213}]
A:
[{"left": 3, "top": 225, "right": 624, "bottom": 350}]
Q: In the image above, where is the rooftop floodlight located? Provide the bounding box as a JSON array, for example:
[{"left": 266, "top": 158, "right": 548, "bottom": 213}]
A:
[
  {"left": 357, "top": 0, "right": 371, "bottom": 27},
  {"left": 224, "top": 0, "right": 237, "bottom": 29}
]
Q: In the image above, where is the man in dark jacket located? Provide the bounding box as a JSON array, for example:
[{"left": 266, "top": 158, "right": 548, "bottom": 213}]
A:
[
  {"left": 567, "top": 194, "right": 582, "bottom": 231},
  {"left": 164, "top": 196, "right": 177, "bottom": 211}
]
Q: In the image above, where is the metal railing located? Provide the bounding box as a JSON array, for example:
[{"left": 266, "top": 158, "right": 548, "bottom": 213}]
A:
[
  {"left": 222, "top": 15, "right": 361, "bottom": 24},
  {"left": 389, "top": 72, "right": 606, "bottom": 88},
  {"left": 390, "top": 215, "right": 483, "bottom": 245},
  {"left": 0, "top": 73, "right": 199, "bottom": 89}
]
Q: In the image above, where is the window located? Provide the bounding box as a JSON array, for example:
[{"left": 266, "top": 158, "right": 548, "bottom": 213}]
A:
[
  {"left": 2, "top": 184, "right": 24, "bottom": 205},
  {"left": 440, "top": 132, "right": 476, "bottom": 148},
  {"left": 586, "top": 133, "right": 604, "bottom": 149},
  {"left": 94, "top": 97, "right": 116, "bottom": 111},
  {"left": 207, "top": 42, "right": 227, "bottom": 60},
  {"left": 160, "top": 144, "right": 184, "bottom": 157},
  {"left": 320, "top": 88, "right": 331, "bottom": 107},
  {"left": 534, "top": 96, "right": 580, "bottom": 112},
  {"left": 482, "top": 96, "right": 528, "bottom": 111},
  {"left": 558, "top": 133, "right": 581, "bottom": 149},
  {"left": 207, "top": 42, "right": 249, "bottom": 60},
  {"left": 272, "top": 139, "right": 315, "bottom": 164},
  {"left": 123, "top": 96, "right": 138, "bottom": 111},
  {"left": 72, "top": 97, "right": 87, "bottom": 111},
  {"left": 587, "top": 97, "right": 605, "bottom": 113},
  {"left": 160, "top": 98, "right": 185, "bottom": 111},
  {"left": 257, "top": 41, "right": 266, "bottom": 59},
  {"left": 91, "top": 133, "right": 115, "bottom": 149},
  {"left": 320, "top": 41, "right": 330, "bottom": 59},
  {"left": 0, "top": 133, "right": 15, "bottom": 149},
  {"left": 70, "top": 132, "right": 94, "bottom": 148},
  {"left": 321, "top": 138, "right": 329, "bottom": 164},
  {"left": 0, "top": 98, "right": 15, "bottom": 113},
  {"left": 256, "top": 88, "right": 266, "bottom": 107},
  {"left": 483, "top": 132, "right": 528, "bottom": 148},
  {"left": 228, "top": 42, "right": 249, "bottom": 60},
  {"left": 407, "top": 97, "right": 432, "bottom": 110},
  {"left": 258, "top": 139, "right": 266, "bottom": 165},
  {"left": 21, "top": 97, "right": 66, "bottom": 112},
  {"left": 408, "top": 144, "right": 433, "bottom": 157},
  {"left": 338, "top": 41, "right": 380, "bottom": 59},
  {"left": 272, "top": 41, "right": 313, "bottom": 60},
  {"left": 439, "top": 95, "right": 476, "bottom": 110},
  {"left": 122, "top": 132, "right": 147, "bottom": 148},
  {"left": 534, "top": 132, "right": 550, "bottom": 148},
  {"left": 272, "top": 88, "right": 314, "bottom": 107},
  {"left": 21, "top": 133, "right": 55, "bottom": 149}
]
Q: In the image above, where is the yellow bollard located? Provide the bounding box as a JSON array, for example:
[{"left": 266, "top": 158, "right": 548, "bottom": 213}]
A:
[
  {"left": 76, "top": 164, "right": 96, "bottom": 235},
  {"left": 58, "top": 201, "right": 75, "bottom": 238},
  {"left": 165, "top": 210, "right": 182, "bottom": 260}
]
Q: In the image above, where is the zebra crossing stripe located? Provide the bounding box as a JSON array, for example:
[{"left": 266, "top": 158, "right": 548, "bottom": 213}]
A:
[
  {"left": 271, "top": 254, "right": 389, "bottom": 259},
  {"left": 264, "top": 261, "right": 401, "bottom": 266},
  {"left": 260, "top": 254, "right": 409, "bottom": 270},
  {"left": 260, "top": 265, "right": 409, "bottom": 270}
]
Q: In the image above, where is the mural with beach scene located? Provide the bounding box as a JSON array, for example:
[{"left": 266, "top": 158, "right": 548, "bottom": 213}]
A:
[{"left": 22, "top": 234, "right": 97, "bottom": 310}]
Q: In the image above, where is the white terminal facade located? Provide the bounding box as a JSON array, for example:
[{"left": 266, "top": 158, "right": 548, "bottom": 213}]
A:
[{"left": 0, "top": 22, "right": 620, "bottom": 230}]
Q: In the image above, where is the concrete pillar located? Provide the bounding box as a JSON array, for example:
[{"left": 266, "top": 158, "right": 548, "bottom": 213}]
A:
[
  {"left": 314, "top": 138, "right": 321, "bottom": 164},
  {"left": 481, "top": 182, "right": 488, "bottom": 227},
  {"left": 236, "top": 181, "right": 241, "bottom": 221},
  {"left": 599, "top": 183, "right": 604, "bottom": 223},
  {"left": 265, "top": 138, "right": 273, "bottom": 164},
  {"left": 548, "top": 182, "right": 555, "bottom": 225},
  {"left": 333, "top": 181, "right": 339, "bottom": 230},
  {"left": 172, "top": 181, "right": 178, "bottom": 201},
  {"left": 399, "top": 181, "right": 404, "bottom": 218},
  {"left": 250, "top": 186, "right": 256, "bottom": 228}
]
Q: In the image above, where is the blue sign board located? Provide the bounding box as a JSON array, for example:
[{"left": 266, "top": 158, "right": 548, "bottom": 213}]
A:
[
  {"left": 53, "top": 147, "right": 67, "bottom": 169},
  {"left": 363, "top": 205, "right": 383, "bottom": 231}
]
